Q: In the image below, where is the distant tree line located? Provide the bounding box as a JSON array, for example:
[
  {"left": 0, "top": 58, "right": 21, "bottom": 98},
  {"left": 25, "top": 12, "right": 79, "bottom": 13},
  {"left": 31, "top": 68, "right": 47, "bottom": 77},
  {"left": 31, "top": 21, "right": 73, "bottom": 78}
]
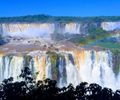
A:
[
  {"left": 0, "top": 14, "right": 120, "bottom": 23},
  {"left": 0, "top": 67, "right": 120, "bottom": 100}
]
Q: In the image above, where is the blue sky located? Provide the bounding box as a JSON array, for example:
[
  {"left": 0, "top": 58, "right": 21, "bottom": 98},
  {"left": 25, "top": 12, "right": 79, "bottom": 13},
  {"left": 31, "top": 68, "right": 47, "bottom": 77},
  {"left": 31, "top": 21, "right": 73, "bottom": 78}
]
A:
[{"left": 0, "top": 0, "right": 120, "bottom": 17}]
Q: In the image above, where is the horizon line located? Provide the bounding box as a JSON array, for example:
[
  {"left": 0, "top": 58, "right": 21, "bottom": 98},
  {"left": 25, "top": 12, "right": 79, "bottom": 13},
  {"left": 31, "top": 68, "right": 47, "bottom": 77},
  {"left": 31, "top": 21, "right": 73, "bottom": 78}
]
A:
[{"left": 1, "top": 14, "right": 120, "bottom": 18}]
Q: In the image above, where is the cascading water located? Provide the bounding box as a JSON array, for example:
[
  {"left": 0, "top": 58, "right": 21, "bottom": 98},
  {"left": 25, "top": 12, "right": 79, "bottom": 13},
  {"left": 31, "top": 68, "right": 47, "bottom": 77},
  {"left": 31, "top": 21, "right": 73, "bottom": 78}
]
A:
[
  {"left": 2, "top": 23, "right": 55, "bottom": 37},
  {"left": 101, "top": 22, "right": 120, "bottom": 31},
  {"left": 0, "top": 50, "right": 120, "bottom": 90},
  {"left": 46, "top": 56, "right": 52, "bottom": 79},
  {"left": 0, "top": 55, "right": 24, "bottom": 81},
  {"left": 0, "top": 23, "right": 82, "bottom": 38},
  {"left": 58, "top": 56, "right": 67, "bottom": 87},
  {"left": 65, "top": 53, "right": 80, "bottom": 86},
  {"left": 64, "top": 23, "right": 80, "bottom": 34}
]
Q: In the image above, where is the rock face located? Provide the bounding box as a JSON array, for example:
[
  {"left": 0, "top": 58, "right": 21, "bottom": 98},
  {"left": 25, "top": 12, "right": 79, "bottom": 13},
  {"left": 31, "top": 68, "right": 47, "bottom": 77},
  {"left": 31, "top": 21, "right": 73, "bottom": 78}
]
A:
[{"left": 0, "top": 50, "right": 120, "bottom": 90}]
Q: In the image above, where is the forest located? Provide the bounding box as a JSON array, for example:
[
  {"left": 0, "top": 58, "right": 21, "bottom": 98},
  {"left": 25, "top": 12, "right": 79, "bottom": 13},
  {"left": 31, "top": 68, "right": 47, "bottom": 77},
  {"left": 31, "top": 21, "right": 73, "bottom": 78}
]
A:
[{"left": 0, "top": 14, "right": 120, "bottom": 23}]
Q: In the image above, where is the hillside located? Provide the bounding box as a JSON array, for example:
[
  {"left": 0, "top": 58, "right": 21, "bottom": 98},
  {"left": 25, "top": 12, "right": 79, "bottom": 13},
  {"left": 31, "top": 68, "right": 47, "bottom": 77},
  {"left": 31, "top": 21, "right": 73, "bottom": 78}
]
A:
[{"left": 1, "top": 15, "right": 120, "bottom": 23}]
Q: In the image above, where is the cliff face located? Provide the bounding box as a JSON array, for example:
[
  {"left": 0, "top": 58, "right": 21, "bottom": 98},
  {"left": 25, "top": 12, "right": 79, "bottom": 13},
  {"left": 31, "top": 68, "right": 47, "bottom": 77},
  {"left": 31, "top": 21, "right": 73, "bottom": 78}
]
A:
[
  {"left": 0, "top": 21, "right": 120, "bottom": 38},
  {"left": 0, "top": 22, "right": 120, "bottom": 38},
  {"left": 0, "top": 23, "right": 92, "bottom": 38}
]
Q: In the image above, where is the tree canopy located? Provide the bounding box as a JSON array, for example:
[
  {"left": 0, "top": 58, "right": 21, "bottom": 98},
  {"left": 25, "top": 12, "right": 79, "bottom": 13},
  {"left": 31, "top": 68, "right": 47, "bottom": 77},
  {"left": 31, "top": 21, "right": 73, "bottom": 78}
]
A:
[{"left": 0, "top": 14, "right": 120, "bottom": 23}]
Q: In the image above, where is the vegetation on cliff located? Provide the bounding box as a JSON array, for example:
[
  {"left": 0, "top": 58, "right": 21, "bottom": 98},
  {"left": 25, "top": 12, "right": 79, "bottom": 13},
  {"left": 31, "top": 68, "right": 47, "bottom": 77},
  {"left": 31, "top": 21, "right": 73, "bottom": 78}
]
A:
[
  {"left": 24, "top": 55, "right": 33, "bottom": 67},
  {"left": 46, "top": 51, "right": 59, "bottom": 80},
  {"left": 52, "top": 27, "right": 111, "bottom": 46},
  {"left": 1, "top": 14, "right": 120, "bottom": 23},
  {"left": 111, "top": 49, "right": 120, "bottom": 75},
  {"left": 72, "top": 27, "right": 111, "bottom": 45}
]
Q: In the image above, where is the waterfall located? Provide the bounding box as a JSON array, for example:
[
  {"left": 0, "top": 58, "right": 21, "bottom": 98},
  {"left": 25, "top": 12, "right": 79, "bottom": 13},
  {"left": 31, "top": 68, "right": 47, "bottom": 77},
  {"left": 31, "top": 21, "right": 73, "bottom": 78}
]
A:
[
  {"left": 1, "top": 22, "right": 120, "bottom": 38},
  {"left": 101, "top": 22, "right": 120, "bottom": 31},
  {"left": 0, "top": 23, "right": 82, "bottom": 38},
  {"left": 46, "top": 56, "right": 52, "bottom": 79},
  {"left": 91, "top": 51, "right": 116, "bottom": 90},
  {"left": 64, "top": 23, "right": 80, "bottom": 34},
  {"left": 0, "top": 50, "right": 120, "bottom": 90},
  {"left": 0, "top": 55, "right": 24, "bottom": 81},
  {"left": 58, "top": 57, "right": 67, "bottom": 87},
  {"left": 2, "top": 23, "right": 55, "bottom": 37}
]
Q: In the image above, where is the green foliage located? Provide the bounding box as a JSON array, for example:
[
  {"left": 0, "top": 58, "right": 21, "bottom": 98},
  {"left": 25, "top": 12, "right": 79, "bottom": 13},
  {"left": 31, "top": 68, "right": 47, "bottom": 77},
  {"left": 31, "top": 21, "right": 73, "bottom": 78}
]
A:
[
  {"left": 88, "top": 27, "right": 111, "bottom": 40},
  {"left": 111, "top": 49, "right": 120, "bottom": 54},
  {"left": 24, "top": 55, "right": 32, "bottom": 67},
  {"left": 46, "top": 51, "right": 59, "bottom": 80},
  {"left": 1, "top": 14, "right": 120, "bottom": 23},
  {"left": 97, "top": 42, "right": 120, "bottom": 49},
  {"left": 0, "top": 15, "right": 52, "bottom": 23},
  {"left": 67, "top": 27, "right": 111, "bottom": 46},
  {"left": 46, "top": 51, "right": 58, "bottom": 65},
  {"left": 69, "top": 36, "right": 88, "bottom": 45},
  {"left": 110, "top": 49, "right": 120, "bottom": 75}
]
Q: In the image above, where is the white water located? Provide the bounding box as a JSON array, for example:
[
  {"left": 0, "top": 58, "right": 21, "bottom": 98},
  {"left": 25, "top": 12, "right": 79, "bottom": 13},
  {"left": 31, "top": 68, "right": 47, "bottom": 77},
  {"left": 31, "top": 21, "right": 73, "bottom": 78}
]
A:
[
  {"left": 101, "top": 22, "right": 120, "bottom": 31},
  {"left": 0, "top": 23, "right": 83, "bottom": 38},
  {"left": 64, "top": 23, "right": 80, "bottom": 34},
  {"left": 0, "top": 50, "right": 119, "bottom": 90}
]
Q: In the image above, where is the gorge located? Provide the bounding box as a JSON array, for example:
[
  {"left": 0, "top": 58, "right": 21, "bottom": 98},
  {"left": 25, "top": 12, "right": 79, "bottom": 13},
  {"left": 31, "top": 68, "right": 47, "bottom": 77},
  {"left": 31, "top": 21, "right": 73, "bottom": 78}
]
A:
[{"left": 0, "top": 16, "right": 120, "bottom": 91}]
